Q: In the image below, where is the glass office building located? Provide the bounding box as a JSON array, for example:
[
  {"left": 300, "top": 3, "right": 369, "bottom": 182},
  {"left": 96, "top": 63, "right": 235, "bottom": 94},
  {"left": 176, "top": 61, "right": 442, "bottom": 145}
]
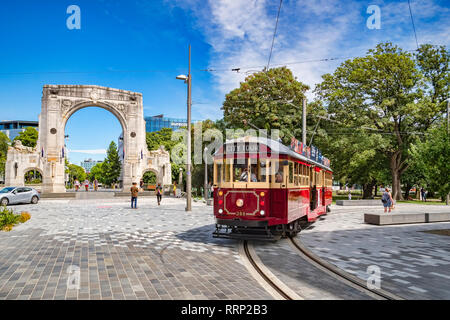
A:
[
  {"left": 80, "top": 159, "right": 103, "bottom": 173},
  {"left": 0, "top": 120, "right": 39, "bottom": 140},
  {"left": 145, "top": 114, "right": 188, "bottom": 133}
]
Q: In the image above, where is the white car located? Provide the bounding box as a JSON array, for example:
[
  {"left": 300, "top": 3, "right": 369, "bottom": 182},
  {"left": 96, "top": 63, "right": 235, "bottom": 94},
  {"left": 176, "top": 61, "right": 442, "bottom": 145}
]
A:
[{"left": 0, "top": 187, "right": 41, "bottom": 206}]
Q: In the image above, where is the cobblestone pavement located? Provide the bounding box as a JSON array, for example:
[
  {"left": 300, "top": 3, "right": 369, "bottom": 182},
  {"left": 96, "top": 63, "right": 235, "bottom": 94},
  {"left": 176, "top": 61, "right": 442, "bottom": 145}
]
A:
[
  {"left": 298, "top": 204, "right": 450, "bottom": 299},
  {"left": 0, "top": 198, "right": 272, "bottom": 300}
]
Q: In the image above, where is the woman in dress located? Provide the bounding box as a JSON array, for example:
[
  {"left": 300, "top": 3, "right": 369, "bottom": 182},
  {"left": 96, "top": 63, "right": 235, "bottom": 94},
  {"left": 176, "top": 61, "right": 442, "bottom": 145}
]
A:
[{"left": 382, "top": 187, "right": 394, "bottom": 213}]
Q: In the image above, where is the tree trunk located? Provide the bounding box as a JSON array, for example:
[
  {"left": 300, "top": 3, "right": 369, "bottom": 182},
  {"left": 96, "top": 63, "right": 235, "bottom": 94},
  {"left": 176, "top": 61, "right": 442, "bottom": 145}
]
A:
[
  {"left": 404, "top": 184, "right": 412, "bottom": 200},
  {"left": 362, "top": 180, "right": 376, "bottom": 199},
  {"left": 374, "top": 185, "right": 378, "bottom": 197},
  {"left": 390, "top": 152, "right": 405, "bottom": 201}
]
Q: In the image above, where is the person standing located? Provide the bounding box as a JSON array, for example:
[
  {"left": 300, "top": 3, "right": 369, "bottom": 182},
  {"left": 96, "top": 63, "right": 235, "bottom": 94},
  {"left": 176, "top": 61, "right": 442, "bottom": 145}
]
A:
[
  {"left": 93, "top": 179, "right": 99, "bottom": 192},
  {"left": 74, "top": 179, "right": 80, "bottom": 192},
  {"left": 130, "top": 182, "right": 139, "bottom": 209},
  {"left": 173, "top": 182, "right": 177, "bottom": 197},
  {"left": 156, "top": 183, "right": 163, "bottom": 206},
  {"left": 84, "top": 179, "right": 89, "bottom": 192},
  {"left": 382, "top": 187, "right": 394, "bottom": 213},
  {"left": 140, "top": 179, "right": 144, "bottom": 191}
]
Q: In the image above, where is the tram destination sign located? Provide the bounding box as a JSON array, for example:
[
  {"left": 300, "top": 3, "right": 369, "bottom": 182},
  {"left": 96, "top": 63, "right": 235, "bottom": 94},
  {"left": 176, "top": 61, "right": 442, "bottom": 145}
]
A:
[{"left": 225, "top": 142, "right": 260, "bottom": 154}]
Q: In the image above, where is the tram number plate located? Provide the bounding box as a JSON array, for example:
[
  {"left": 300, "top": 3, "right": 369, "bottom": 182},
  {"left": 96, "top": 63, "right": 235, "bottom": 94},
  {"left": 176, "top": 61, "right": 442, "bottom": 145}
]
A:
[{"left": 235, "top": 211, "right": 246, "bottom": 216}]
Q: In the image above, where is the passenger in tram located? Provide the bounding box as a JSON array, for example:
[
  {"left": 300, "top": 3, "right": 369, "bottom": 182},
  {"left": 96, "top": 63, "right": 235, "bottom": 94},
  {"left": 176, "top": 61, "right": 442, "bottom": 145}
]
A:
[
  {"left": 239, "top": 167, "right": 249, "bottom": 182},
  {"left": 275, "top": 171, "right": 283, "bottom": 183}
]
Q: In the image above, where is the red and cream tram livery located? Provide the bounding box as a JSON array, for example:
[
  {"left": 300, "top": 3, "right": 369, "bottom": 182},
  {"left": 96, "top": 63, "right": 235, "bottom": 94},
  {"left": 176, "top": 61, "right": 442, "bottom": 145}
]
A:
[{"left": 213, "top": 136, "right": 332, "bottom": 240}]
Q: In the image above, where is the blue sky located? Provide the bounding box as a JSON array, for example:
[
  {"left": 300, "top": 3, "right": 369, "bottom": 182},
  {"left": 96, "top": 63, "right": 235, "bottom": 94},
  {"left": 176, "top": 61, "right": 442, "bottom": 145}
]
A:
[{"left": 0, "top": 0, "right": 448, "bottom": 164}]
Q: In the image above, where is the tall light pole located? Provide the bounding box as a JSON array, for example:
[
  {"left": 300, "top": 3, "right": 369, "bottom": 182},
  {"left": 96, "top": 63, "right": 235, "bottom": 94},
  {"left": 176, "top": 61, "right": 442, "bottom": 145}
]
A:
[
  {"left": 302, "top": 97, "right": 307, "bottom": 146},
  {"left": 176, "top": 45, "right": 192, "bottom": 211},
  {"left": 204, "top": 146, "right": 208, "bottom": 201}
]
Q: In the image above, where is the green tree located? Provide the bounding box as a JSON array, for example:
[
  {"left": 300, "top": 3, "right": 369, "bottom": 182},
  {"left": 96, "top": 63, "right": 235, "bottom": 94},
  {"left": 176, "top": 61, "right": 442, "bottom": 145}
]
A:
[
  {"left": 146, "top": 127, "right": 177, "bottom": 153},
  {"left": 315, "top": 42, "right": 447, "bottom": 200},
  {"left": 102, "top": 141, "right": 121, "bottom": 187},
  {"left": 13, "top": 127, "right": 38, "bottom": 148},
  {"left": 67, "top": 163, "right": 86, "bottom": 183},
  {"left": 222, "top": 67, "right": 309, "bottom": 142},
  {"left": 142, "top": 171, "right": 157, "bottom": 184},
  {"left": 88, "top": 162, "right": 106, "bottom": 184},
  {"left": 0, "top": 132, "right": 11, "bottom": 179},
  {"left": 410, "top": 123, "right": 450, "bottom": 203}
]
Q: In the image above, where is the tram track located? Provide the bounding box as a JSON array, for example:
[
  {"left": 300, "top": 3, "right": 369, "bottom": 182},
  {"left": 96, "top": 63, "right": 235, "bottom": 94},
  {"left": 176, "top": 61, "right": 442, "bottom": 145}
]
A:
[
  {"left": 240, "top": 236, "right": 404, "bottom": 300},
  {"left": 288, "top": 236, "right": 405, "bottom": 300},
  {"left": 240, "top": 240, "right": 303, "bottom": 300}
]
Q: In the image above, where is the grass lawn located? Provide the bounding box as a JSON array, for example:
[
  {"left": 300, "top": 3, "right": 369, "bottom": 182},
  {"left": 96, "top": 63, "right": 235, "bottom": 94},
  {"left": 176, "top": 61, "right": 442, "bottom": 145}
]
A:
[{"left": 397, "top": 199, "right": 448, "bottom": 206}]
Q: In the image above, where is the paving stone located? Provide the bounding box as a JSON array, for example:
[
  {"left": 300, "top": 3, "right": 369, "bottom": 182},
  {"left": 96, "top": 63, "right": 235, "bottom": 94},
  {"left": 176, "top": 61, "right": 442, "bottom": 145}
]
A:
[
  {"left": 299, "top": 204, "right": 450, "bottom": 299},
  {"left": 0, "top": 198, "right": 272, "bottom": 300}
]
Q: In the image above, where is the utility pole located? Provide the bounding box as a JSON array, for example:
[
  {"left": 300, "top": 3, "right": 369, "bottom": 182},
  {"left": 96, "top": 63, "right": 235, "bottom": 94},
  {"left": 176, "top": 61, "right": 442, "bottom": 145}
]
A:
[
  {"left": 302, "top": 97, "right": 307, "bottom": 146},
  {"left": 204, "top": 147, "right": 208, "bottom": 201},
  {"left": 186, "top": 45, "right": 192, "bottom": 211}
]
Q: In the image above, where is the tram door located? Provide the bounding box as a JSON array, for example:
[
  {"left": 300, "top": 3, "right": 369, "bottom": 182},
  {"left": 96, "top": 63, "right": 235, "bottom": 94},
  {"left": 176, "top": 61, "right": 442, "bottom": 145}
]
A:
[{"left": 309, "top": 167, "right": 317, "bottom": 211}]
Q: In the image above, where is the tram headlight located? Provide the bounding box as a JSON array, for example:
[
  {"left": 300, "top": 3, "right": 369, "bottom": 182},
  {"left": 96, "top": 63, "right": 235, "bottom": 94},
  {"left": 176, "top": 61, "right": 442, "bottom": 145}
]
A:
[
  {"left": 218, "top": 191, "right": 223, "bottom": 196},
  {"left": 218, "top": 209, "right": 223, "bottom": 214},
  {"left": 260, "top": 210, "right": 265, "bottom": 216}
]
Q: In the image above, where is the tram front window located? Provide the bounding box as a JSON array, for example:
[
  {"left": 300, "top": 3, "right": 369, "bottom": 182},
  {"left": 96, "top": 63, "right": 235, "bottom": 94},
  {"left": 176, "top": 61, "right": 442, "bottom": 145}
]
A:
[
  {"left": 234, "top": 159, "right": 249, "bottom": 182},
  {"left": 250, "top": 159, "right": 266, "bottom": 182}
]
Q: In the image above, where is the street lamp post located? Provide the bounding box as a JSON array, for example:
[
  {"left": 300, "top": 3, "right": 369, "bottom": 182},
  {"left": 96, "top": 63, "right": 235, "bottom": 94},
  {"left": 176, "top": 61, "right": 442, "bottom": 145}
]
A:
[
  {"left": 176, "top": 45, "right": 192, "bottom": 211},
  {"left": 204, "top": 146, "right": 208, "bottom": 201}
]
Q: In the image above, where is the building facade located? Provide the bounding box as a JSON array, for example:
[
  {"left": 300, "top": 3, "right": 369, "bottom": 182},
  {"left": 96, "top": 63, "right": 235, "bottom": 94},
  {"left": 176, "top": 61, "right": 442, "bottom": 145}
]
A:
[
  {"left": 80, "top": 159, "right": 103, "bottom": 173},
  {"left": 145, "top": 114, "right": 187, "bottom": 132},
  {"left": 0, "top": 120, "right": 39, "bottom": 140}
]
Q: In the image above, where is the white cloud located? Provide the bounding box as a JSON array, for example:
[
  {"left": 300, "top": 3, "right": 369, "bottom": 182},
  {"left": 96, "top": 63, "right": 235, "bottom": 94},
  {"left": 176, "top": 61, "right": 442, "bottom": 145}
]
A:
[{"left": 173, "top": 0, "right": 449, "bottom": 104}]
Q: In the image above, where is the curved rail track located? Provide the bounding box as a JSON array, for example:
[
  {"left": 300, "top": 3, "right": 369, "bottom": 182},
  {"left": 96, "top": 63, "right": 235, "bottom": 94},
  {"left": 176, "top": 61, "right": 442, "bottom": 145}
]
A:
[{"left": 241, "top": 238, "right": 404, "bottom": 300}]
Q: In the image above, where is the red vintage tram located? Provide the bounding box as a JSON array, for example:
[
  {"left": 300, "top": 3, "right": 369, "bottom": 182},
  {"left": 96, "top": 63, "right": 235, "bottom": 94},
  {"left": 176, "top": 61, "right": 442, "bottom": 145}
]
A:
[{"left": 212, "top": 136, "right": 332, "bottom": 240}]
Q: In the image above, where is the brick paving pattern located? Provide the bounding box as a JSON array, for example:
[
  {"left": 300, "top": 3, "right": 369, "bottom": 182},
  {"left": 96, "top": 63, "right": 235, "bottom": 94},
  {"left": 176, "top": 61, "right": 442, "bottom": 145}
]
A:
[
  {"left": 299, "top": 204, "right": 450, "bottom": 299},
  {"left": 0, "top": 198, "right": 272, "bottom": 300}
]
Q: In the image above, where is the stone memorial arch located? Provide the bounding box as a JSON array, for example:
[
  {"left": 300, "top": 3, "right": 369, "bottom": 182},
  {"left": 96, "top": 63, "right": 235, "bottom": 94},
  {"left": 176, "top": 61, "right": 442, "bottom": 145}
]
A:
[{"left": 5, "top": 85, "right": 171, "bottom": 193}]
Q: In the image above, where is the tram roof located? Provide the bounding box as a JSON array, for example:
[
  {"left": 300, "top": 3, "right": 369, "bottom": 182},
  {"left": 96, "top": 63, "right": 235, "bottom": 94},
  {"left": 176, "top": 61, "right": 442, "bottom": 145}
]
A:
[{"left": 215, "top": 136, "right": 332, "bottom": 172}]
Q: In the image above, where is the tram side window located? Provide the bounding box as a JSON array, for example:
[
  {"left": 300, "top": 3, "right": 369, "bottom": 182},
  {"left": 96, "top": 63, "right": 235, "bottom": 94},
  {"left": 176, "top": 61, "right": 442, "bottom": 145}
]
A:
[
  {"left": 215, "top": 161, "right": 223, "bottom": 184},
  {"left": 234, "top": 159, "right": 249, "bottom": 182},
  {"left": 289, "top": 162, "right": 294, "bottom": 184},
  {"left": 249, "top": 159, "right": 266, "bottom": 183},
  {"left": 294, "top": 163, "right": 299, "bottom": 186},
  {"left": 224, "top": 160, "right": 232, "bottom": 182},
  {"left": 273, "top": 161, "right": 284, "bottom": 183}
]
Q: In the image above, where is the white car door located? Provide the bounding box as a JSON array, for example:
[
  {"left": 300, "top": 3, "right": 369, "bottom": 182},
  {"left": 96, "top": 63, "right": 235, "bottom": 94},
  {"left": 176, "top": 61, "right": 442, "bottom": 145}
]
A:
[{"left": 14, "top": 187, "right": 29, "bottom": 204}]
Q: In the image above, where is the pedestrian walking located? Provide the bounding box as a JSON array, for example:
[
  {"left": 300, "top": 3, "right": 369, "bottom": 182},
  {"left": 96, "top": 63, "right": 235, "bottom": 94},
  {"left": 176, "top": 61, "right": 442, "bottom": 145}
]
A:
[
  {"left": 140, "top": 179, "right": 144, "bottom": 191},
  {"left": 93, "top": 179, "right": 99, "bottom": 192},
  {"left": 382, "top": 187, "right": 394, "bottom": 213},
  {"left": 421, "top": 187, "right": 427, "bottom": 202},
  {"left": 130, "top": 182, "right": 139, "bottom": 209},
  {"left": 173, "top": 182, "right": 177, "bottom": 197},
  {"left": 74, "top": 179, "right": 80, "bottom": 192},
  {"left": 84, "top": 179, "right": 89, "bottom": 192},
  {"left": 156, "top": 183, "right": 163, "bottom": 205},
  {"left": 348, "top": 191, "right": 352, "bottom": 200},
  {"left": 208, "top": 181, "right": 213, "bottom": 198}
]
